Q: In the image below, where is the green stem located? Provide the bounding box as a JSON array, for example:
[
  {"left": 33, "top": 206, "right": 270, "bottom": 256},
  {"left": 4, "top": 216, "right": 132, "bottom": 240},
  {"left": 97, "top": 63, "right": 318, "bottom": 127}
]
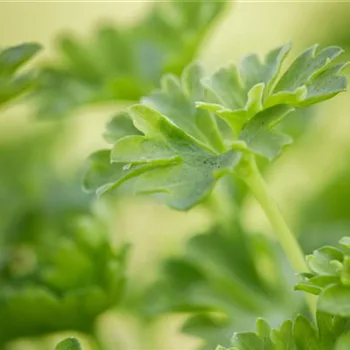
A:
[{"left": 237, "top": 154, "right": 317, "bottom": 315}]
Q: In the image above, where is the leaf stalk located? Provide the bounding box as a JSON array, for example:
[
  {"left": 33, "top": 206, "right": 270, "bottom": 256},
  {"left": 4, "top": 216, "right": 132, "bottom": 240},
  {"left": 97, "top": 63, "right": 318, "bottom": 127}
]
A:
[{"left": 237, "top": 154, "right": 317, "bottom": 315}]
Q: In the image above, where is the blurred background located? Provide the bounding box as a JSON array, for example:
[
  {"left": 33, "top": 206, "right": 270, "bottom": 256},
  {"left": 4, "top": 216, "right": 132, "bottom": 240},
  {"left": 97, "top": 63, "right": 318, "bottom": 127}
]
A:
[{"left": 0, "top": 1, "right": 350, "bottom": 349}]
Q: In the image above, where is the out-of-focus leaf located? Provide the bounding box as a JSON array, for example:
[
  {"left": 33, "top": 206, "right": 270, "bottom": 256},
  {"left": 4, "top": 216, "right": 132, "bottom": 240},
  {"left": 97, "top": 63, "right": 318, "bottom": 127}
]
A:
[
  {"left": 0, "top": 128, "right": 127, "bottom": 344},
  {"left": 298, "top": 165, "right": 350, "bottom": 253},
  {"left": 0, "top": 43, "right": 41, "bottom": 107},
  {"left": 33, "top": 0, "right": 228, "bottom": 118},
  {"left": 143, "top": 221, "right": 301, "bottom": 350}
]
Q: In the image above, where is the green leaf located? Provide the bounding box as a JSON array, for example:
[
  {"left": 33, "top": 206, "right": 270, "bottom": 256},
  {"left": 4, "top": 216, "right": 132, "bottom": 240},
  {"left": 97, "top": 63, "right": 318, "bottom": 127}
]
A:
[
  {"left": 319, "top": 285, "right": 350, "bottom": 317},
  {"left": 103, "top": 111, "right": 142, "bottom": 144},
  {"left": 0, "top": 131, "right": 128, "bottom": 343},
  {"left": 87, "top": 43, "right": 347, "bottom": 209},
  {"left": 143, "top": 222, "right": 301, "bottom": 350},
  {"left": 33, "top": 0, "right": 228, "bottom": 118},
  {"left": 0, "top": 42, "right": 41, "bottom": 76},
  {"left": 295, "top": 237, "right": 350, "bottom": 317},
  {"left": 83, "top": 149, "right": 152, "bottom": 196},
  {"left": 196, "top": 43, "right": 347, "bottom": 160},
  {"left": 0, "top": 43, "right": 41, "bottom": 107},
  {"left": 218, "top": 313, "right": 350, "bottom": 350},
  {"left": 88, "top": 104, "right": 238, "bottom": 210},
  {"left": 56, "top": 337, "right": 82, "bottom": 350},
  {"left": 335, "top": 332, "right": 350, "bottom": 350},
  {"left": 143, "top": 63, "right": 226, "bottom": 153},
  {"left": 239, "top": 105, "right": 294, "bottom": 160}
]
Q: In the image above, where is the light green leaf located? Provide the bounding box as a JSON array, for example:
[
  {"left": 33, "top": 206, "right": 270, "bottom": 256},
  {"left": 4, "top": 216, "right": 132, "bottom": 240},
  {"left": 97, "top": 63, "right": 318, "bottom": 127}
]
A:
[
  {"left": 110, "top": 105, "right": 237, "bottom": 210},
  {"left": 335, "top": 332, "right": 350, "bottom": 350},
  {"left": 103, "top": 111, "right": 142, "bottom": 144},
  {"left": 196, "top": 43, "right": 347, "bottom": 160},
  {"left": 239, "top": 105, "right": 294, "bottom": 159},
  {"left": 143, "top": 63, "right": 225, "bottom": 152},
  {"left": 83, "top": 149, "right": 153, "bottom": 196},
  {"left": 319, "top": 285, "right": 350, "bottom": 317}
]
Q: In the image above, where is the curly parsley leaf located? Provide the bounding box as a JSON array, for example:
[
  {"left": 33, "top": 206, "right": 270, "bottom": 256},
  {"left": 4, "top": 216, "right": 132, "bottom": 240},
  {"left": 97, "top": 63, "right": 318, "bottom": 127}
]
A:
[
  {"left": 217, "top": 313, "right": 350, "bottom": 350},
  {"left": 84, "top": 63, "right": 239, "bottom": 210},
  {"left": 295, "top": 236, "right": 350, "bottom": 317},
  {"left": 0, "top": 43, "right": 41, "bottom": 107},
  {"left": 197, "top": 43, "right": 348, "bottom": 159},
  {"left": 33, "top": 0, "right": 228, "bottom": 118},
  {"left": 85, "top": 43, "right": 347, "bottom": 209},
  {"left": 143, "top": 222, "right": 301, "bottom": 350}
]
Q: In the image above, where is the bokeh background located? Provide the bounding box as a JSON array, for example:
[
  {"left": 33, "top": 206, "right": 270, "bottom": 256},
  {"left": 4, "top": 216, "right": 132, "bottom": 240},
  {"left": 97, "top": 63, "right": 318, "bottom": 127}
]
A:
[{"left": 1, "top": 1, "right": 350, "bottom": 350}]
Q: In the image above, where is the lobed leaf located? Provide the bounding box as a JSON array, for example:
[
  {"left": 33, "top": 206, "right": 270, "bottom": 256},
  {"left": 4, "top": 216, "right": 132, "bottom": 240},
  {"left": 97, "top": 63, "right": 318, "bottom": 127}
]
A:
[
  {"left": 86, "top": 43, "right": 347, "bottom": 209},
  {"left": 197, "top": 43, "right": 348, "bottom": 159},
  {"left": 295, "top": 237, "right": 350, "bottom": 317}
]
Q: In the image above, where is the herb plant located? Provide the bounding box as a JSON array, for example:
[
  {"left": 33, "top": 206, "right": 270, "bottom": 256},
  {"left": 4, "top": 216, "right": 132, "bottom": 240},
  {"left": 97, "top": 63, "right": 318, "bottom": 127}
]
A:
[
  {"left": 85, "top": 42, "right": 349, "bottom": 348},
  {"left": 1, "top": 1, "right": 350, "bottom": 349}
]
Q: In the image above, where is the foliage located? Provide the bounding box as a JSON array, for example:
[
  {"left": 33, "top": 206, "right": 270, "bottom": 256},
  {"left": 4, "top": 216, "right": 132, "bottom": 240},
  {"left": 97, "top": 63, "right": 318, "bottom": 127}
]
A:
[
  {"left": 296, "top": 236, "right": 350, "bottom": 317},
  {"left": 1, "top": 2, "right": 350, "bottom": 350},
  {"left": 144, "top": 221, "right": 301, "bottom": 350},
  {"left": 33, "top": 0, "right": 227, "bottom": 118},
  {"left": 0, "top": 43, "right": 41, "bottom": 107},
  {"left": 85, "top": 43, "right": 348, "bottom": 210},
  {"left": 0, "top": 128, "right": 127, "bottom": 345},
  {"left": 216, "top": 313, "right": 350, "bottom": 350}
]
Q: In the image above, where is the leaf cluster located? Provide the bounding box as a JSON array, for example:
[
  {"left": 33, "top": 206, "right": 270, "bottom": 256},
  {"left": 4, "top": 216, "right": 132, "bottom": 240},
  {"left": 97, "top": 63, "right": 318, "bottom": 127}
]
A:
[
  {"left": 143, "top": 221, "right": 301, "bottom": 350},
  {"left": 0, "top": 130, "right": 127, "bottom": 345},
  {"left": 85, "top": 43, "right": 348, "bottom": 210},
  {"left": 217, "top": 313, "right": 350, "bottom": 350},
  {"left": 296, "top": 236, "right": 350, "bottom": 317},
  {"left": 33, "top": 0, "right": 227, "bottom": 118}
]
